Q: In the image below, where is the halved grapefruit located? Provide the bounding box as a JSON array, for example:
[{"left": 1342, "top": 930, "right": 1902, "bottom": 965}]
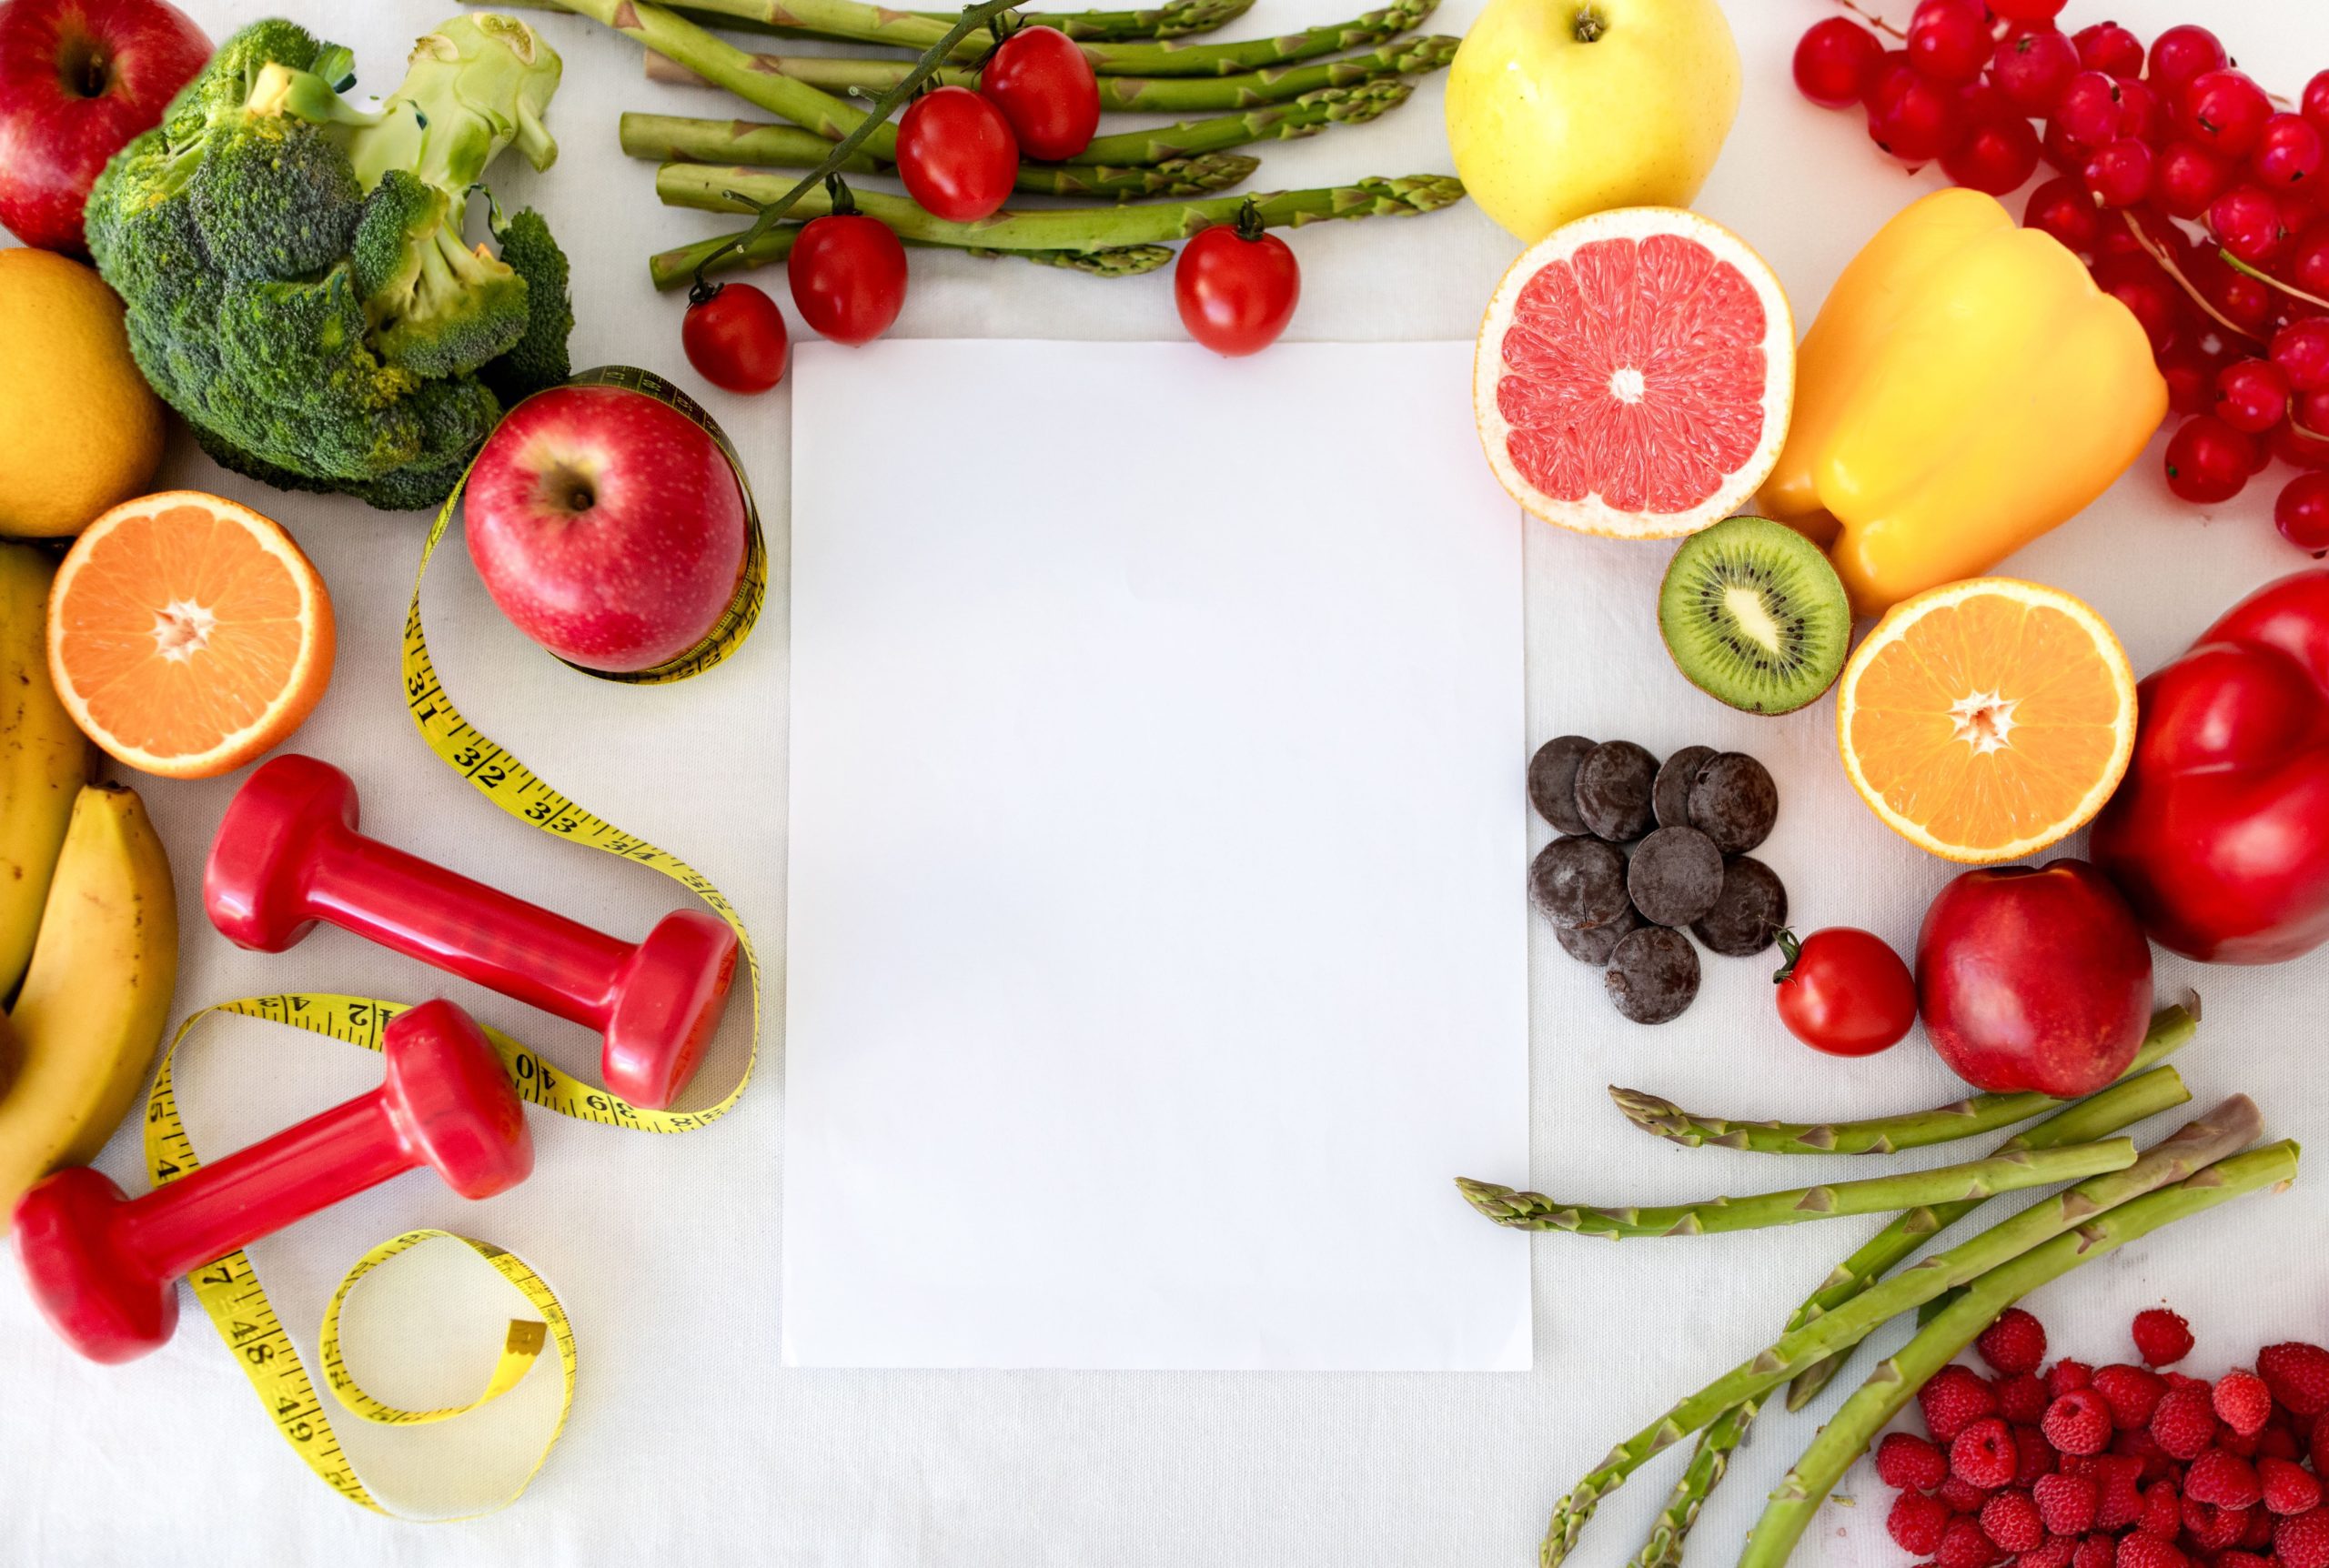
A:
[{"left": 1474, "top": 207, "right": 1795, "bottom": 539}]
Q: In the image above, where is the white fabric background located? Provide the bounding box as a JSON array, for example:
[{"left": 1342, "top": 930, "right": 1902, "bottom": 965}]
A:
[{"left": 5, "top": 0, "right": 2329, "bottom": 1563}]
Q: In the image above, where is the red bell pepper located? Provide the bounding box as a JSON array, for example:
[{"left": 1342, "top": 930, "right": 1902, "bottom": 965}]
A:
[{"left": 2092, "top": 569, "right": 2329, "bottom": 964}]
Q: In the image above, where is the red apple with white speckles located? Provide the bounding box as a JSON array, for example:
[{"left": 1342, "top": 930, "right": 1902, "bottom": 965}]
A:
[
  {"left": 0, "top": 0, "right": 209, "bottom": 254},
  {"left": 464, "top": 385, "right": 748, "bottom": 674}
]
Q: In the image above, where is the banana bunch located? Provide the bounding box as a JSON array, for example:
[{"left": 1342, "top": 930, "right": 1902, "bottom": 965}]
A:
[{"left": 0, "top": 542, "right": 177, "bottom": 1234}]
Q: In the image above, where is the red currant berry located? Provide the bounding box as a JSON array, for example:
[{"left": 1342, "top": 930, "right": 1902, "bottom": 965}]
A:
[
  {"left": 2085, "top": 138, "right": 2154, "bottom": 207},
  {"left": 2255, "top": 115, "right": 2327, "bottom": 190},
  {"left": 2161, "top": 345, "right": 2221, "bottom": 417},
  {"left": 2277, "top": 419, "right": 2329, "bottom": 470},
  {"left": 1906, "top": 0, "right": 1991, "bottom": 84},
  {"left": 2113, "top": 76, "right": 2163, "bottom": 144},
  {"left": 1947, "top": 114, "right": 2042, "bottom": 194},
  {"left": 1990, "top": 0, "right": 2067, "bottom": 20},
  {"left": 1866, "top": 60, "right": 1966, "bottom": 162},
  {"left": 2183, "top": 69, "right": 2274, "bottom": 158},
  {"left": 1991, "top": 29, "right": 2081, "bottom": 114},
  {"left": 2300, "top": 387, "right": 2329, "bottom": 438},
  {"left": 2055, "top": 71, "right": 2124, "bottom": 148},
  {"left": 2288, "top": 222, "right": 2329, "bottom": 298},
  {"left": 2306, "top": 70, "right": 2329, "bottom": 139},
  {"left": 2025, "top": 174, "right": 2102, "bottom": 251},
  {"left": 2217, "top": 358, "right": 2292, "bottom": 433},
  {"left": 1794, "top": 18, "right": 1885, "bottom": 110},
  {"left": 2278, "top": 472, "right": 2329, "bottom": 554},
  {"left": 2099, "top": 266, "right": 2185, "bottom": 353},
  {"left": 2212, "top": 185, "right": 2292, "bottom": 266},
  {"left": 2165, "top": 415, "right": 2259, "bottom": 504},
  {"left": 2145, "top": 25, "right": 2228, "bottom": 97},
  {"left": 2274, "top": 317, "right": 2329, "bottom": 391},
  {"left": 2153, "top": 140, "right": 2233, "bottom": 218},
  {"left": 2072, "top": 21, "right": 2144, "bottom": 77}
]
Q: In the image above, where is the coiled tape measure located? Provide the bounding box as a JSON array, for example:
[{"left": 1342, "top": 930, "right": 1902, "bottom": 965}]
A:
[{"left": 144, "top": 367, "right": 765, "bottom": 1516}]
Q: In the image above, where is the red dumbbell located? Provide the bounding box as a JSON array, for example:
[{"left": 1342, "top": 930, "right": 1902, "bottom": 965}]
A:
[
  {"left": 13, "top": 999, "right": 531, "bottom": 1364},
  {"left": 204, "top": 755, "right": 738, "bottom": 1110}
]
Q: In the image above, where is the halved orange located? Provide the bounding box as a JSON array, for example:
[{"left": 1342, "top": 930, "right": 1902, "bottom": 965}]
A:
[
  {"left": 1837, "top": 578, "right": 2136, "bottom": 865},
  {"left": 46, "top": 492, "right": 335, "bottom": 779}
]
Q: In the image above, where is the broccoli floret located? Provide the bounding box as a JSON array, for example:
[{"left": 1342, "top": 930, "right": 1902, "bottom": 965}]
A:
[
  {"left": 84, "top": 15, "right": 570, "bottom": 513},
  {"left": 479, "top": 206, "right": 572, "bottom": 407}
]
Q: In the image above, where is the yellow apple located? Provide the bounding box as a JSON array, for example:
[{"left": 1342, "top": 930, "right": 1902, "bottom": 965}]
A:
[{"left": 1446, "top": 0, "right": 1742, "bottom": 246}]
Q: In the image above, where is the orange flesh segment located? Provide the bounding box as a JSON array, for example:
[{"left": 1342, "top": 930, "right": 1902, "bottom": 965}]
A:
[
  {"left": 57, "top": 502, "right": 308, "bottom": 761},
  {"left": 1846, "top": 595, "right": 2125, "bottom": 851}
]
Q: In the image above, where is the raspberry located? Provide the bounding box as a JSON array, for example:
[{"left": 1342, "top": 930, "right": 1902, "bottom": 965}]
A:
[
  {"left": 1940, "top": 1473, "right": 1998, "bottom": 1513},
  {"left": 2093, "top": 1364, "right": 2168, "bottom": 1430},
  {"left": 2138, "top": 1478, "right": 2182, "bottom": 1539},
  {"left": 1893, "top": 1489, "right": 1953, "bottom": 1553},
  {"left": 1982, "top": 1488, "right": 2045, "bottom": 1553},
  {"left": 1927, "top": 1364, "right": 2004, "bottom": 1442},
  {"left": 2016, "top": 1534, "right": 2075, "bottom": 1568},
  {"left": 1982, "top": 1310, "right": 2052, "bottom": 1377},
  {"left": 2112, "top": 1426, "right": 2177, "bottom": 1483},
  {"left": 1940, "top": 1514, "right": 2007, "bottom": 1568},
  {"left": 2047, "top": 1361, "right": 2094, "bottom": 1399},
  {"left": 2034, "top": 1472, "right": 2099, "bottom": 1535},
  {"left": 2280, "top": 1507, "right": 2329, "bottom": 1568},
  {"left": 2216, "top": 1370, "right": 2274, "bottom": 1434},
  {"left": 2214, "top": 1553, "right": 2273, "bottom": 1568},
  {"left": 2092, "top": 1455, "right": 2147, "bottom": 1530},
  {"left": 2150, "top": 1387, "right": 2219, "bottom": 1460},
  {"left": 2183, "top": 1493, "right": 2251, "bottom": 1553},
  {"left": 1955, "top": 1418, "right": 2021, "bottom": 1490},
  {"left": 2161, "top": 1371, "right": 2208, "bottom": 1394},
  {"left": 2186, "top": 1448, "right": 2263, "bottom": 1508},
  {"left": 2013, "top": 1425, "right": 2057, "bottom": 1485},
  {"left": 2261, "top": 1343, "right": 2329, "bottom": 1419},
  {"left": 2310, "top": 1411, "right": 2329, "bottom": 1473},
  {"left": 2071, "top": 1535, "right": 2115, "bottom": 1568},
  {"left": 2044, "top": 1390, "right": 2115, "bottom": 1455},
  {"left": 1880, "top": 1431, "right": 1951, "bottom": 1493},
  {"left": 2111, "top": 1531, "right": 2187, "bottom": 1568},
  {"left": 2000, "top": 1374, "right": 2051, "bottom": 1424},
  {"left": 2219, "top": 1423, "right": 2263, "bottom": 1457},
  {"left": 2246, "top": 1500, "right": 2285, "bottom": 1548},
  {"left": 2265, "top": 1454, "right": 2324, "bottom": 1515},
  {"left": 2132, "top": 1308, "right": 2194, "bottom": 1367}
]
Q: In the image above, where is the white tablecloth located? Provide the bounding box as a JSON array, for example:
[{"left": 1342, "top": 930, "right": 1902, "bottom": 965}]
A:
[{"left": 6, "top": 0, "right": 2329, "bottom": 1563}]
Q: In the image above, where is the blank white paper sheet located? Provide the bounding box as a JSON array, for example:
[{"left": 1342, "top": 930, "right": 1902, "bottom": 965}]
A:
[{"left": 783, "top": 339, "right": 1529, "bottom": 1371}]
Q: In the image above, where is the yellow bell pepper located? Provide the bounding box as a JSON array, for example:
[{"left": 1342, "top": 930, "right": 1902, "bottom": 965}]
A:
[{"left": 1760, "top": 187, "right": 2167, "bottom": 617}]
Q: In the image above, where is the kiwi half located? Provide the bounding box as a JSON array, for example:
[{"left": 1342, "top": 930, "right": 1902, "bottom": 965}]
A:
[{"left": 1659, "top": 517, "right": 1851, "bottom": 716}]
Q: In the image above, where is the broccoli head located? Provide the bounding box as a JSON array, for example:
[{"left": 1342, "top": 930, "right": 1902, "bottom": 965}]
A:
[{"left": 85, "top": 15, "right": 571, "bottom": 513}]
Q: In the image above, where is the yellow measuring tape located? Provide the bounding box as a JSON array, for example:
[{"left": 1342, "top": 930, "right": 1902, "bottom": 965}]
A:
[{"left": 143, "top": 366, "right": 766, "bottom": 1517}]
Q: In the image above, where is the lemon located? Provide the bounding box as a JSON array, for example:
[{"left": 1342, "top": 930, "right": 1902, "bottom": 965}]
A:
[
  {"left": 1446, "top": 0, "right": 1741, "bottom": 246},
  {"left": 0, "top": 250, "right": 165, "bottom": 538}
]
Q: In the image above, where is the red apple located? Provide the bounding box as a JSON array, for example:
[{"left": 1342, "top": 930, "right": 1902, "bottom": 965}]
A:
[
  {"left": 0, "top": 0, "right": 208, "bottom": 255},
  {"left": 1915, "top": 859, "right": 2155, "bottom": 1097},
  {"left": 464, "top": 385, "right": 749, "bottom": 674}
]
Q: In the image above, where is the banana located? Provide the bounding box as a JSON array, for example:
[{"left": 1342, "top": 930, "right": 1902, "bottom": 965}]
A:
[
  {"left": 0, "top": 541, "right": 93, "bottom": 1000},
  {"left": 0, "top": 783, "right": 177, "bottom": 1234}
]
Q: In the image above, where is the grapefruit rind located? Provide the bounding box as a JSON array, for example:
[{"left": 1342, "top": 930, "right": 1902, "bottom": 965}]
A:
[
  {"left": 1473, "top": 206, "right": 1796, "bottom": 540},
  {"left": 46, "top": 490, "right": 336, "bottom": 781},
  {"left": 1835, "top": 577, "right": 2138, "bottom": 866}
]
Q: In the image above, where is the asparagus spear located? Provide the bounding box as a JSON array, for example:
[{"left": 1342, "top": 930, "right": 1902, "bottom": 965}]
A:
[
  {"left": 1740, "top": 1139, "right": 2301, "bottom": 1568},
  {"left": 641, "top": 36, "right": 1459, "bottom": 113},
  {"left": 620, "top": 81, "right": 1413, "bottom": 173},
  {"left": 627, "top": 123, "right": 1258, "bottom": 197},
  {"left": 1632, "top": 1062, "right": 2195, "bottom": 1568},
  {"left": 649, "top": 172, "right": 1465, "bottom": 284},
  {"left": 1457, "top": 1140, "right": 2135, "bottom": 1241},
  {"left": 600, "top": 0, "right": 1434, "bottom": 72},
  {"left": 1609, "top": 1001, "right": 2198, "bottom": 1156},
  {"left": 482, "top": 0, "right": 1256, "bottom": 41},
  {"left": 1535, "top": 1101, "right": 2249, "bottom": 1566}
]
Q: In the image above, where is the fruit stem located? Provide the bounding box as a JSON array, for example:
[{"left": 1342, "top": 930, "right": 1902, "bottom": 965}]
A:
[
  {"left": 2114, "top": 208, "right": 2266, "bottom": 344},
  {"left": 1569, "top": 4, "right": 1605, "bottom": 42},
  {"left": 1231, "top": 195, "right": 1265, "bottom": 242},
  {"left": 2220, "top": 246, "right": 2329, "bottom": 315},
  {"left": 1769, "top": 928, "right": 1800, "bottom": 986},
  {"left": 1829, "top": 0, "right": 1905, "bottom": 42}
]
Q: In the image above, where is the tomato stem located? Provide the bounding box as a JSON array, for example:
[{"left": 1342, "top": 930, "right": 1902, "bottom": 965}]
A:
[
  {"left": 688, "top": 0, "right": 1021, "bottom": 291},
  {"left": 1770, "top": 928, "right": 1801, "bottom": 986},
  {"left": 826, "top": 172, "right": 860, "bottom": 217},
  {"left": 1232, "top": 195, "right": 1265, "bottom": 242}
]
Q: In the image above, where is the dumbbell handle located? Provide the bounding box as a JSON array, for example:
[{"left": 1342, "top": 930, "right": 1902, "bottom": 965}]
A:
[
  {"left": 120, "top": 1092, "right": 421, "bottom": 1284},
  {"left": 304, "top": 822, "right": 631, "bottom": 1030}
]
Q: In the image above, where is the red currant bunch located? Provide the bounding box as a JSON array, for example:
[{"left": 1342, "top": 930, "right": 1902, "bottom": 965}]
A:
[{"left": 1792, "top": 4, "right": 2329, "bottom": 543}]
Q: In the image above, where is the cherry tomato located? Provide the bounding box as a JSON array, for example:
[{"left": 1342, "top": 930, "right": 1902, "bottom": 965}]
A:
[
  {"left": 789, "top": 186, "right": 909, "bottom": 346},
  {"left": 981, "top": 24, "right": 1101, "bottom": 161},
  {"left": 896, "top": 85, "right": 1018, "bottom": 223},
  {"left": 681, "top": 280, "right": 789, "bottom": 394},
  {"left": 1174, "top": 202, "right": 1299, "bottom": 357},
  {"left": 1771, "top": 927, "right": 1917, "bottom": 1057}
]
